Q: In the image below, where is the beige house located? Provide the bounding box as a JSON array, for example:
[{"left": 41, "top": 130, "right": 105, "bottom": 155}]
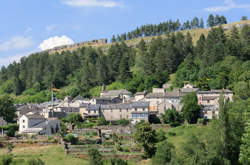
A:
[
  {"left": 80, "top": 102, "right": 149, "bottom": 124},
  {"left": 197, "top": 89, "right": 233, "bottom": 119}
]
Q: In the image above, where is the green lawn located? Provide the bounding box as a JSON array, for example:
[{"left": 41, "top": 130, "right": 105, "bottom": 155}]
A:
[
  {"left": 163, "top": 124, "right": 211, "bottom": 152},
  {"left": 0, "top": 145, "right": 88, "bottom": 165}
]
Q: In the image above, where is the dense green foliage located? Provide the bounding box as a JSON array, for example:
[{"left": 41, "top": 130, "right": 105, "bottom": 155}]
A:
[
  {"left": 134, "top": 121, "right": 157, "bottom": 158},
  {"left": 62, "top": 113, "right": 83, "bottom": 124},
  {"left": 181, "top": 92, "right": 200, "bottom": 124},
  {"left": 152, "top": 141, "right": 175, "bottom": 165},
  {"left": 87, "top": 148, "right": 103, "bottom": 165},
  {"left": 0, "top": 95, "right": 16, "bottom": 123},
  {"left": 239, "top": 120, "right": 250, "bottom": 165},
  {"left": 162, "top": 109, "right": 182, "bottom": 126}
]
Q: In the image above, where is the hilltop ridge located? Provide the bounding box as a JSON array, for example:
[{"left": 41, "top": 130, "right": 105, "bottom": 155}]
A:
[{"left": 40, "top": 19, "right": 250, "bottom": 55}]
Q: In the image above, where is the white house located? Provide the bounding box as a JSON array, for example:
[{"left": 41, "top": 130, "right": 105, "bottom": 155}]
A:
[{"left": 18, "top": 114, "right": 60, "bottom": 135}]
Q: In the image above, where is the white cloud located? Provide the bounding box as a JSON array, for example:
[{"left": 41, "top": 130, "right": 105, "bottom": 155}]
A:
[
  {"left": 46, "top": 25, "right": 56, "bottom": 32},
  {"left": 63, "top": 0, "right": 124, "bottom": 8},
  {"left": 205, "top": 0, "right": 250, "bottom": 12},
  {"left": 38, "top": 35, "right": 74, "bottom": 51},
  {"left": 0, "top": 36, "right": 34, "bottom": 51}
]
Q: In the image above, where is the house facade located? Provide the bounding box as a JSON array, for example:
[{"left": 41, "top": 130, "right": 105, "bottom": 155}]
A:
[
  {"left": 197, "top": 89, "right": 233, "bottom": 119},
  {"left": 18, "top": 114, "right": 60, "bottom": 135},
  {"left": 80, "top": 102, "right": 149, "bottom": 124}
]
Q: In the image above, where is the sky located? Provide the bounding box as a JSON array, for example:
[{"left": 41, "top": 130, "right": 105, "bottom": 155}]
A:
[{"left": 0, "top": 0, "right": 249, "bottom": 67}]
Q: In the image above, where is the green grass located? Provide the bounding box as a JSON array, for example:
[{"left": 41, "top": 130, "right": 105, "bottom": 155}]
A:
[
  {"left": 163, "top": 124, "right": 211, "bottom": 152},
  {"left": 0, "top": 145, "right": 88, "bottom": 165}
]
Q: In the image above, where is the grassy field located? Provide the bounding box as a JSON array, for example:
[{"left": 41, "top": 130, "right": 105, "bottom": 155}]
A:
[
  {"left": 163, "top": 124, "right": 211, "bottom": 152},
  {"left": 0, "top": 124, "right": 211, "bottom": 165},
  {"left": 0, "top": 145, "right": 88, "bottom": 165}
]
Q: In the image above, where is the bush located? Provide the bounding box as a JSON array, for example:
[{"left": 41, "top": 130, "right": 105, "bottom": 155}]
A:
[
  {"left": 27, "top": 158, "right": 44, "bottom": 165},
  {"left": 0, "top": 154, "right": 12, "bottom": 165},
  {"left": 97, "top": 117, "right": 108, "bottom": 126},
  {"left": 198, "top": 118, "right": 208, "bottom": 125},
  {"left": 110, "top": 158, "right": 128, "bottom": 165},
  {"left": 167, "top": 132, "right": 176, "bottom": 136},
  {"left": 87, "top": 148, "right": 103, "bottom": 165},
  {"left": 156, "top": 129, "right": 167, "bottom": 142},
  {"left": 152, "top": 141, "right": 175, "bottom": 165},
  {"left": 64, "top": 133, "right": 78, "bottom": 145},
  {"left": 117, "top": 119, "right": 130, "bottom": 126},
  {"left": 149, "top": 114, "right": 161, "bottom": 124},
  {"left": 162, "top": 109, "right": 182, "bottom": 127},
  {"left": 5, "top": 124, "right": 18, "bottom": 137}
]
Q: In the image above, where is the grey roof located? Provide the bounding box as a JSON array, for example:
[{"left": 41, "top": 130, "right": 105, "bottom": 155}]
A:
[
  {"left": 58, "top": 107, "right": 80, "bottom": 112},
  {"left": 72, "top": 95, "right": 84, "bottom": 102},
  {"left": 0, "top": 117, "right": 7, "bottom": 126},
  {"left": 25, "top": 114, "right": 45, "bottom": 119},
  {"left": 202, "top": 96, "right": 219, "bottom": 101},
  {"left": 87, "top": 104, "right": 100, "bottom": 111},
  {"left": 17, "top": 104, "right": 42, "bottom": 115},
  {"left": 132, "top": 102, "right": 149, "bottom": 108},
  {"left": 101, "top": 89, "right": 131, "bottom": 98},
  {"left": 181, "top": 88, "right": 200, "bottom": 93},
  {"left": 145, "top": 91, "right": 185, "bottom": 99},
  {"left": 197, "top": 89, "right": 233, "bottom": 94},
  {"left": 101, "top": 103, "right": 131, "bottom": 110}
]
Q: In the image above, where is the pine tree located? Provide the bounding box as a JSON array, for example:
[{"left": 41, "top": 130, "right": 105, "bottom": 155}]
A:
[
  {"left": 118, "top": 54, "right": 132, "bottom": 83},
  {"left": 207, "top": 14, "right": 215, "bottom": 27},
  {"left": 200, "top": 18, "right": 204, "bottom": 28}
]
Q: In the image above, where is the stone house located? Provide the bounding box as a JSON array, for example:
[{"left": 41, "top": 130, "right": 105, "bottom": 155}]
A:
[
  {"left": 18, "top": 114, "right": 60, "bottom": 135},
  {"left": 197, "top": 89, "right": 233, "bottom": 119},
  {"left": 80, "top": 102, "right": 149, "bottom": 124},
  {"left": 100, "top": 89, "right": 132, "bottom": 103}
]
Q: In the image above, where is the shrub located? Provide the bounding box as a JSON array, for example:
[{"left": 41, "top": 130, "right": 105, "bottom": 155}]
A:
[
  {"left": 87, "top": 148, "right": 103, "bottom": 165},
  {"left": 156, "top": 129, "right": 167, "bottom": 142},
  {"left": 162, "top": 109, "right": 182, "bottom": 127},
  {"left": 5, "top": 124, "right": 18, "bottom": 137},
  {"left": 110, "top": 158, "right": 128, "bottom": 165},
  {"left": 97, "top": 117, "right": 108, "bottom": 126},
  {"left": 0, "top": 154, "right": 12, "bottom": 165},
  {"left": 167, "top": 132, "right": 176, "bottom": 136},
  {"left": 27, "top": 158, "right": 44, "bottom": 165},
  {"left": 149, "top": 114, "right": 161, "bottom": 124},
  {"left": 152, "top": 141, "right": 175, "bottom": 165},
  {"left": 64, "top": 133, "right": 78, "bottom": 145},
  {"left": 198, "top": 118, "right": 208, "bottom": 125},
  {"left": 117, "top": 119, "right": 130, "bottom": 126}
]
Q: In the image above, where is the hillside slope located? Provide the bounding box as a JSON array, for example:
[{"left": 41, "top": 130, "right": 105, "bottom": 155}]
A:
[{"left": 45, "top": 20, "right": 250, "bottom": 54}]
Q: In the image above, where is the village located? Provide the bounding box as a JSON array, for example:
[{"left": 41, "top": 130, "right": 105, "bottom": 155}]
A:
[{"left": 9, "top": 83, "right": 232, "bottom": 136}]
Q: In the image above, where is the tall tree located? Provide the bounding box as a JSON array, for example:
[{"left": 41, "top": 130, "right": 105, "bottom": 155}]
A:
[
  {"left": 239, "top": 120, "right": 250, "bottom": 165},
  {"left": 134, "top": 121, "right": 157, "bottom": 158},
  {"left": 181, "top": 92, "right": 200, "bottom": 124},
  {"left": 207, "top": 14, "right": 215, "bottom": 27},
  {"left": 0, "top": 95, "right": 16, "bottom": 123}
]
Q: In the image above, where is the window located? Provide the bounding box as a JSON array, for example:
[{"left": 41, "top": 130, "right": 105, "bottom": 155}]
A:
[
  {"left": 119, "top": 109, "right": 122, "bottom": 112},
  {"left": 23, "top": 125, "right": 25, "bottom": 128},
  {"left": 120, "top": 115, "right": 122, "bottom": 119},
  {"left": 23, "top": 120, "right": 25, "bottom": 123},
  {"left": 135, "top": 108, "right": 137, "bottom": 111},
  {"left": 142, "top": 108, "right": 145, "bottom": 111},
  {"left": 94, "top": 110, "right": 96, "bottom": 113},
  {"left": 126, "top": 109, "right": 128, "bottom": 112}
]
